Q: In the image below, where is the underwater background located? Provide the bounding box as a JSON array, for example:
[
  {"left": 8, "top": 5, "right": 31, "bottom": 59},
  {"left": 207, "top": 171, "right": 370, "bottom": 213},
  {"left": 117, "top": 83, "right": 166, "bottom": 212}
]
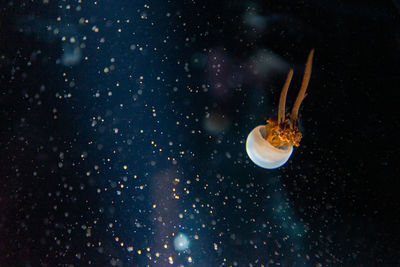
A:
[{"left": 1, "top": 0, "right": 400, "bottom": 266}]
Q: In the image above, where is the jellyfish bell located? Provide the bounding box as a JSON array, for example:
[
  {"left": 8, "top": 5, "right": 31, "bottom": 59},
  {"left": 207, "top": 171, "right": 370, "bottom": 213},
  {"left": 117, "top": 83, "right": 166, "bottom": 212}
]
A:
[
  {"left": 246, "top": 49, "right": 314, "bottom": 169},
  {"left": 246, "top": 125, "right": 293, "bottom": 169}
]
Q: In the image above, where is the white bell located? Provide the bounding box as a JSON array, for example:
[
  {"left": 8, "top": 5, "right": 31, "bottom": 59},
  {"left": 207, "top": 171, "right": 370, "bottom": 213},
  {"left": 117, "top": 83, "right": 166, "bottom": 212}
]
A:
[{"left": 246, "top": 125, "right": 293, "bottom": 169}]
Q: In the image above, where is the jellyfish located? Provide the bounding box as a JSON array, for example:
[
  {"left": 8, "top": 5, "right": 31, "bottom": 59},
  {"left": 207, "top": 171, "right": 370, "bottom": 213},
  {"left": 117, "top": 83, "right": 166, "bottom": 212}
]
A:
[{"left": 246, "top": 49, "right": 314, "bottom": 169}]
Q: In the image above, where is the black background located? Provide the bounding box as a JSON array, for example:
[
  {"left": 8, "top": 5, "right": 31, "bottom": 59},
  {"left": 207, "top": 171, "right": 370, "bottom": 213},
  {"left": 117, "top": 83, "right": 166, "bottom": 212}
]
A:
[{"left": 1, "top": 0, "right": 400, "bottom": 266}]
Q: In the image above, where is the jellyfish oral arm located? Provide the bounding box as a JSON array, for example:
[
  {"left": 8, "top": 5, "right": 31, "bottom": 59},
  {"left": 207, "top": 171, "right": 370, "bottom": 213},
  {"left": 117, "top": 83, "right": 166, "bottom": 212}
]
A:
[
  {"left": 278, "top": 69, "right": 293, "bottom": 126},
  {"left": 290, "top": 49, "right": 314, "bottom": 124}
]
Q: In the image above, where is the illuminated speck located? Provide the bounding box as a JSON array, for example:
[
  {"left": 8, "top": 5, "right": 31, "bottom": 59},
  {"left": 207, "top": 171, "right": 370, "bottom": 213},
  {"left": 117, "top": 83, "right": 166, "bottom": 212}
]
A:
[{"left": 173, "top": 233, "right": 190, "bottom": 251}]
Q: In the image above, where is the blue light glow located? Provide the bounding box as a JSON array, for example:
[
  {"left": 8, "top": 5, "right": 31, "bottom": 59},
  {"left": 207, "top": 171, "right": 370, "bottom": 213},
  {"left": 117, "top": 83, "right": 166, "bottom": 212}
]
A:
[{"left": 173, "top": 233, "right": 190, "bottom": 251}]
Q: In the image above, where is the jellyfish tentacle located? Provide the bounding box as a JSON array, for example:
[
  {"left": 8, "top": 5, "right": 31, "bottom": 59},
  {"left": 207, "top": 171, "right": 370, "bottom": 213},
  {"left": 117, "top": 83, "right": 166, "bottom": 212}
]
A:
[
  {"left": 290, "top": 49, "right": 314, "bottom": 124},
  {"left": 278, "top": 69, "right": 293, "bottom": 126}
]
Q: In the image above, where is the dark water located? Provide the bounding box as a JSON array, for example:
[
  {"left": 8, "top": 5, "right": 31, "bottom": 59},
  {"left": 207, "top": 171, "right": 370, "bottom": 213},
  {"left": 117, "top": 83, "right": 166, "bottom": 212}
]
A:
[{"left": 1, "top": 0, "right": 399, "bottom": 266}]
